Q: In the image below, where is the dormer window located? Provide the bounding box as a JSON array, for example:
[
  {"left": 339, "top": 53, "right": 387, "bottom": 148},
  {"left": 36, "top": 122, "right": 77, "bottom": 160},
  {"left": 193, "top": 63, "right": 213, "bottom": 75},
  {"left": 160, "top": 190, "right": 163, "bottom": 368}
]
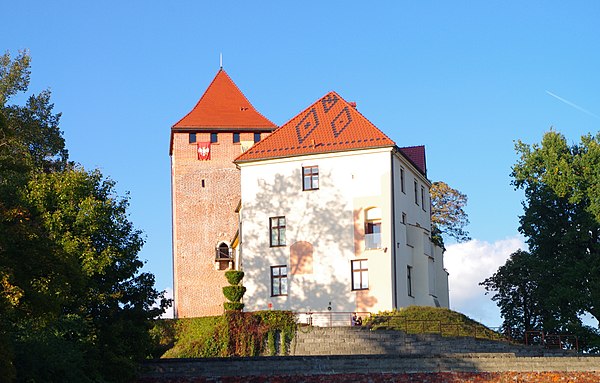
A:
[{"left": 211, "top": 133, "right": 218, "bottom": 143}]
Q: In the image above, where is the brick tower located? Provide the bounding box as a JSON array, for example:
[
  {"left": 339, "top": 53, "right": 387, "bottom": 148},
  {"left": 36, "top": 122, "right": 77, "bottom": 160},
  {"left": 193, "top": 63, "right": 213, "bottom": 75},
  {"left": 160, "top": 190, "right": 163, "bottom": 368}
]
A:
[{"left": 170, "top": 69, "right": 277, "bottom": 317}]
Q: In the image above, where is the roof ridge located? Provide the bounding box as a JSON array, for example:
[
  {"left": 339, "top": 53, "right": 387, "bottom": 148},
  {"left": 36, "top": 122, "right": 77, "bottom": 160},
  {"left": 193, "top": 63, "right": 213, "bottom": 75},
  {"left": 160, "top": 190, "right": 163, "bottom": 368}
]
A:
[
  {"left": 235, "top": 90, "right": 396, "bottom": 163},
  {"left": 343, "top": 94, "right": 396, "bottom": 145},
  {"left": 171, "top": 68, "right": 224, "bottom": 128},
  {"left": 217, "top": 69, "right": 277, "bottom": 128},
  {"left": 171, "top": 69, "right": 277, "bottom": 129},
  {"left": 233, "top": 91, "right": 336, "bottom": 162}
]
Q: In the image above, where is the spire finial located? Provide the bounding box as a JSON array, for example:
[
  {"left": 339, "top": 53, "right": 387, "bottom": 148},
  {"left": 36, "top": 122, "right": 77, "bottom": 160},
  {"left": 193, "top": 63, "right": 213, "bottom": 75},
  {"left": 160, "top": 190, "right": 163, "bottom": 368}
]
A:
[{"left": 219, "top": 53, "right": 223, "bottom": 69}]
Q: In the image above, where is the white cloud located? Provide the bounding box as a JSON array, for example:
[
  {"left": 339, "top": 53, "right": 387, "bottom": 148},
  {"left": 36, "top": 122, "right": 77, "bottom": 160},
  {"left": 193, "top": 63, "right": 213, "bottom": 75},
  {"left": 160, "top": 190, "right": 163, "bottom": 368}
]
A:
[
  {"left": 158, "top": 287, "right": 174, "bottom": 319},
  {"left": 444, "top": 236, "right": 526, "bottom": 328}
]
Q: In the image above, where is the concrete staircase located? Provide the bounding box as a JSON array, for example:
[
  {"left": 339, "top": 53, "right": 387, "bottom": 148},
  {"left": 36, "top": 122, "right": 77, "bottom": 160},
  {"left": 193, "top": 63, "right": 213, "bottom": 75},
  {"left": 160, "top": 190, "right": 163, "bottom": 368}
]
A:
[{"left": 291, "top": 327, "right": 573, "bottom": 357}]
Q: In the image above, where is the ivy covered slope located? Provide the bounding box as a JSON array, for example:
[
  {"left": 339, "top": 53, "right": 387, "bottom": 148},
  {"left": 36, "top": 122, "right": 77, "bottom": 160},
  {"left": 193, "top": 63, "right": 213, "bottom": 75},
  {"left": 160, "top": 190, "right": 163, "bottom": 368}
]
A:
[{"left": 158, "top": 311, "right": 297, "bottom": 358}]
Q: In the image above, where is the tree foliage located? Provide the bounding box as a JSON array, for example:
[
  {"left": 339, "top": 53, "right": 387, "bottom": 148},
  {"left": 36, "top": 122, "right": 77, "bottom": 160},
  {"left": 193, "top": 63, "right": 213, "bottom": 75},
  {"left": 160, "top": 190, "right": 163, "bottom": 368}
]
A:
[
  {"left": 0, "top": 50, "right": 168, "bottom": 381},
  {"left": 482, "top": 130, "right": 600, "bottom": 351},
  {"left": 430, "top": 181, "right": 471, "bottom": 248}
]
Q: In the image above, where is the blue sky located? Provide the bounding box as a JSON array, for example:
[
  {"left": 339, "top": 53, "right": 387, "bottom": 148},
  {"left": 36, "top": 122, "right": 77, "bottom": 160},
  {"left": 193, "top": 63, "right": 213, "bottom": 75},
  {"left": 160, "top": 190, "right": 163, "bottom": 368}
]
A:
[{"left": 3, "top": 1, "right": 599, "bottom": 324}]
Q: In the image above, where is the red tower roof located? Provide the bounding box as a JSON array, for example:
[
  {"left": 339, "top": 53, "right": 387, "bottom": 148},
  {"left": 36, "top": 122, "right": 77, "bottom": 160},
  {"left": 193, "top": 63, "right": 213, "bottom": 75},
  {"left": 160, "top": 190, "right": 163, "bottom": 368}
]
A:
[
  {"left": 235, "top": 91, "right": 396, "bottom": 163},
  {"left": 172, "top": 69, "right": 277, "bottom": 130}
]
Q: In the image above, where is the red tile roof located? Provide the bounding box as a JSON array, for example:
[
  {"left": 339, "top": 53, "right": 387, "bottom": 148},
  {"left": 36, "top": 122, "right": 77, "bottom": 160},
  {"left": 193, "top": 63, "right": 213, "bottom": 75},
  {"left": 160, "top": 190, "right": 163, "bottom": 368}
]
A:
[
  {"left": 172, "top": 69, "right": 277, "bottom": 130},
  {"left": 235, "top": 91, "right": 396, "bottom": 163},
  {"left": 398, "top": 145, "right": 427, "bottom": 175}
]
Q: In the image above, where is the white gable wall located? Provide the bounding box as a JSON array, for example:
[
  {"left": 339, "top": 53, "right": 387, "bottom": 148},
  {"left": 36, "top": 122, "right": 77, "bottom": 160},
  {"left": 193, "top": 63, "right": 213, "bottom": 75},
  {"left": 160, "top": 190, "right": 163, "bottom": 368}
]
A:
[{"left": 238, "top": 147, "right": 449, "bottom": 315}]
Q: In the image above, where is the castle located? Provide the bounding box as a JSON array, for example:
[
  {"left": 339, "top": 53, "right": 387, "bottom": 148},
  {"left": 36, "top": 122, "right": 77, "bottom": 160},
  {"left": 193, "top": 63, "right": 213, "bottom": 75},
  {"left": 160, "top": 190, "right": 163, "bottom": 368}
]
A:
[{"left": 170, "top": 69, "right": 449, "bottom": 318}]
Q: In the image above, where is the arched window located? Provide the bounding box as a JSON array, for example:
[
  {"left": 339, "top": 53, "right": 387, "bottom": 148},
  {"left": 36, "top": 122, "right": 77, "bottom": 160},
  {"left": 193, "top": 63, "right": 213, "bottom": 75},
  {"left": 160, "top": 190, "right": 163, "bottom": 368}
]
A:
[
  {"left": 216, "top": 242, "right": 230, "bottom": 259},
  {"left": 364, "top": 207, "right": 382, "bottom": 250}
]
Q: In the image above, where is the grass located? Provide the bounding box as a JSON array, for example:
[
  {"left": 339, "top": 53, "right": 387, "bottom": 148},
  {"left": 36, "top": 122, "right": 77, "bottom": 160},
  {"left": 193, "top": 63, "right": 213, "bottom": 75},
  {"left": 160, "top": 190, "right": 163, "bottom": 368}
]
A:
[{"left": 365, "top": 306, "right": 506, "bottom": 341}]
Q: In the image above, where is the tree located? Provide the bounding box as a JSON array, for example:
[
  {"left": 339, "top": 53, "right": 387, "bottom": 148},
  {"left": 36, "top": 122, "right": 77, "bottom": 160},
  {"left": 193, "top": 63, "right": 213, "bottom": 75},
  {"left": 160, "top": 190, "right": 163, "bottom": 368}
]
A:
[
  {"left": 15, "top": 168, "right": 166, "bottom": 382},
  {"left": 0, "top": 50, "right": 168, "bottom": 381},
  {"left": 480, "top": 250, "right": 545, "bottom": 339},
  {"left": 482, "top": 130, "right": 600, "bottom": 351},
  {"left": 430, "top": 181, "right": 471, "bottom": 248}
]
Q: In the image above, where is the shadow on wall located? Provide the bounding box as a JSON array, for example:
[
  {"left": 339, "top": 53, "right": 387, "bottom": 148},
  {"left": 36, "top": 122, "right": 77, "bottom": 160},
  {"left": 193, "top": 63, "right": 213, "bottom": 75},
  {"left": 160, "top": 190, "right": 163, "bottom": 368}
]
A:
[{"left": 241, "top": 168, "right": 378, "bottom": 313}]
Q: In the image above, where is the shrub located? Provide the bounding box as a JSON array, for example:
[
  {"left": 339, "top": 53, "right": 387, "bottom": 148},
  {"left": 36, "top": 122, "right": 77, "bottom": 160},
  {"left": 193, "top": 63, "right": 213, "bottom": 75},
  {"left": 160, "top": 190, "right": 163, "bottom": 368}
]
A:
[
  {"left": 222, "top": 286, "right": 247, "bottom": 303},
  {"left": 223, "top": 270, "right": 245, "bottom": 311},
  {"left": 224, "top": 302, "right": 245, "bottom": 311},
  {"left": 225, "top": 270, "right": 244, "bottom": 286}
]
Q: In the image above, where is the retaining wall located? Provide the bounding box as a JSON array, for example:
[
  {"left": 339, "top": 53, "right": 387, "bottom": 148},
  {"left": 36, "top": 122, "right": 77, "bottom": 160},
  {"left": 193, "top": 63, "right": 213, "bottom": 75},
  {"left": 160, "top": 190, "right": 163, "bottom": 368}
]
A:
[
  {"left": 291, "top": 327, "right": 569, "bottom": 356},
  {"left": 137, "top": 327, "right": 599, "bottom": 382}
]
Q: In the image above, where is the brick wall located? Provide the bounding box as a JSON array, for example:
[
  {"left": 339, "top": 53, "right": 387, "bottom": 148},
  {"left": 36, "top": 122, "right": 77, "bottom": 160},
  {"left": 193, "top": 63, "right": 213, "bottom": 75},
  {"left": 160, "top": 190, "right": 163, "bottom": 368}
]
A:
[
  {"left": 171, "top": 131, "right": 262, "bottom": 317},
  {"left": 137, "top": 355, "right": 600, "bottom": 382}
]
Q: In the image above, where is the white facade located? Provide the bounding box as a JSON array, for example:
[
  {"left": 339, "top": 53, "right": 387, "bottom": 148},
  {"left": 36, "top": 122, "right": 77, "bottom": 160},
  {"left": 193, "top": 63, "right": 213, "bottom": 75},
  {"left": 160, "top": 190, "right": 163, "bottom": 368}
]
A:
[{"left": 237, "top": 147, "right": 449, "bottom": 314}]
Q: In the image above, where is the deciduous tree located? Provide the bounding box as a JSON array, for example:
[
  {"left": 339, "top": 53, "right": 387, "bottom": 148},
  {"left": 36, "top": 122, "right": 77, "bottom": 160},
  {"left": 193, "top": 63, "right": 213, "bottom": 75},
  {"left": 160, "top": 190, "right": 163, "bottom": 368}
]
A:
[
  {"left": 482, "top": 130, "right": 600, "bottom": 351},
  {"left": 430, "top": 181, "right": 470, "bottom": 248},
  {"left": 1, "top": 50, "right": 168, "bottom": 382}
]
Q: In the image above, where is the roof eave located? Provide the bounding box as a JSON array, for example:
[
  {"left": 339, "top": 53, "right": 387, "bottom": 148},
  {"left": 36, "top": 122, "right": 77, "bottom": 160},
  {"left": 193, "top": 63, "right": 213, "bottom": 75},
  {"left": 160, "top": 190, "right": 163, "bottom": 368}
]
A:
[{"left": 234, "top": 144, "right": 395, "bottom": 165}]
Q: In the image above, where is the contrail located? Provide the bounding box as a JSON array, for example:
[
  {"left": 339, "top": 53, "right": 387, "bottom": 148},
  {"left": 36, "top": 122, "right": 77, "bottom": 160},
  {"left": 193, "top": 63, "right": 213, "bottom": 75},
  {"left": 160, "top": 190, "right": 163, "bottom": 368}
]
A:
[{"left": 546, "top": 91, "right": 600, "bottom": 119}]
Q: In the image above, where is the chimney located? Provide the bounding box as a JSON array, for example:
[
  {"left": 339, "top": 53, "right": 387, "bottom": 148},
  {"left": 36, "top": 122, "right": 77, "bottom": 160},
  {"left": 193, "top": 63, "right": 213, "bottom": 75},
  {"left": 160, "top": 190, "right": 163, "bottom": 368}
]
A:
[{"left": 349, "top": 101, "right": 357, "bottom": 109}]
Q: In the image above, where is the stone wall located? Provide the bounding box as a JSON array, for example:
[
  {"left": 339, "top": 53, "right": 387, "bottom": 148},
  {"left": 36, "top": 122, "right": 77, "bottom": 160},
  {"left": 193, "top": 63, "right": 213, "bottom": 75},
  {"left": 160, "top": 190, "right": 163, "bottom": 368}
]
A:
[
  {"left": 137, "top": 354, "right": 600, "bottom": 382},
  {"left": 138, "top": 327, "right": 599, "bottom": 382},
  {"left": 290, "top": 327, "right": 571, "bottom": 356}
]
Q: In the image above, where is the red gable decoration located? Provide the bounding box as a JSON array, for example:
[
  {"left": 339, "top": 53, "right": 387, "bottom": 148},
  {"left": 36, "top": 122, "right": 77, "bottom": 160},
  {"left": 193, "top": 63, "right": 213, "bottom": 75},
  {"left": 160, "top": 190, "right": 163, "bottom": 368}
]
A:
[{"left": 197, "top": 142, "right": 211, "bottom": 160}]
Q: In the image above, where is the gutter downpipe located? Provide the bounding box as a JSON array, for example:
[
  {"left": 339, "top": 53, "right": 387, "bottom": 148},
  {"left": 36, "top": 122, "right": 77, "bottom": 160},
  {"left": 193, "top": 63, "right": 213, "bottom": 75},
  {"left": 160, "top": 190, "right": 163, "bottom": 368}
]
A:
[{"left": 391, "top": 151, "right": 398, "bottom": 309}]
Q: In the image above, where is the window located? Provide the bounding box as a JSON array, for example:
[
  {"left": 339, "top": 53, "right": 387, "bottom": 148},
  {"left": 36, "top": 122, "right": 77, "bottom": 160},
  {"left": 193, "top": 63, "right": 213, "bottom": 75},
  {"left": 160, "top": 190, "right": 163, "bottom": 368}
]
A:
[
  {"left": 428, "top": 257, "right": 436, "bottom": 296},
  {"left": 402, "top": 212, "right": 407, "bottom": 224},
  {"left": 211, "top": 133, "right": 218, "bottom": 143},
  {"left": 414, "top": 180, "right": 419, "bottom": 205},
  {"left": 400, "top": 167, "right": 405, "bottom": 193},
  {"left": 407, "top": 265, "right": 413, "bottom": 297},
  {"left": 302, "top": 166, "right": 319, "bottom": 191},
  {"left": 233, "top": 132, "right": 240, "bottom": 143},
  {"left": 364, "top": 208, "right": 382, "bottom": 249},
  {"left": 271, "top": 265, "right": 288, "bottom": 296},
  {"left": 421, "top": 186, "right": 426, "bottom": 211},
  {"left": 365, "top": 222, "right": 381, "bottom": 249},
  {"left": 351, "top": 259, "right": 368, "bottom": 290},
  {"left": 254, "top": 132, "right": 261, "bottom": 143},
  {"left": 189, "top": 133, "right": 196, "bottom": 143},
  {"left": 216, "top": 243, "right": 230, "bottom": 260},
  {"left": 269, "top": 216, "right": 286, "bottom": 247}
]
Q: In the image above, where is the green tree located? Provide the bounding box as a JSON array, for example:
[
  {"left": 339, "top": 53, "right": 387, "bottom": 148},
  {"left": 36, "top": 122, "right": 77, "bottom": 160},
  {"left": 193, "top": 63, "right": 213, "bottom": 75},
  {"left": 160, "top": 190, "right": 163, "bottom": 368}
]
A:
[
  {"left": 480, "top": 250, "right": 545, "bottom": 339},
  {"left": 430, "top": 181, "right": 471, "bottom": 248},
  {"left": 483, "top": 130, "right": 600, "bottom": 351},
  {"left": 0, "top": 50, "right": 169, "bottom": 381}
]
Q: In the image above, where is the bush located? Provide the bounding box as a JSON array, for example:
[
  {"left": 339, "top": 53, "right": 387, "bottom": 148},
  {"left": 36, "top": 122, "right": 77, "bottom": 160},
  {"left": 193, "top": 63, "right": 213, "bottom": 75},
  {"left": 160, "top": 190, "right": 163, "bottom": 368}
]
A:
[
  {"left": 223, "top": 286, "right": 246, "bottom": 303},
  {"left": 224, "top": 302, "right": 245, "bottom": 311},
  {"left": 225, "top": 270, "right": 244, "bottom": 286}
]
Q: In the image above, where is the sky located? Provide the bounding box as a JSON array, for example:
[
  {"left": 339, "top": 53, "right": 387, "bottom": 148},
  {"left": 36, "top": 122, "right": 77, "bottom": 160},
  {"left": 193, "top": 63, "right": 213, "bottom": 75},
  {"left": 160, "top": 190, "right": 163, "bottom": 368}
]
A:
[{"left": 3, "top": 1, "right": 600, "bottom": 325}]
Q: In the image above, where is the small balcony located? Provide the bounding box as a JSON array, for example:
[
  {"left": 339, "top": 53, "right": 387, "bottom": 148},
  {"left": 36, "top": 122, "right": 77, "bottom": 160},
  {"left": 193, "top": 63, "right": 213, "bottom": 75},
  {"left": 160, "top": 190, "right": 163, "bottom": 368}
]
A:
[
  {"left": 365, "top": 233, "right": 382, "bottom": 250},
  {"left": 215, "top": 245, "right": 234, "bottom": 271}
]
